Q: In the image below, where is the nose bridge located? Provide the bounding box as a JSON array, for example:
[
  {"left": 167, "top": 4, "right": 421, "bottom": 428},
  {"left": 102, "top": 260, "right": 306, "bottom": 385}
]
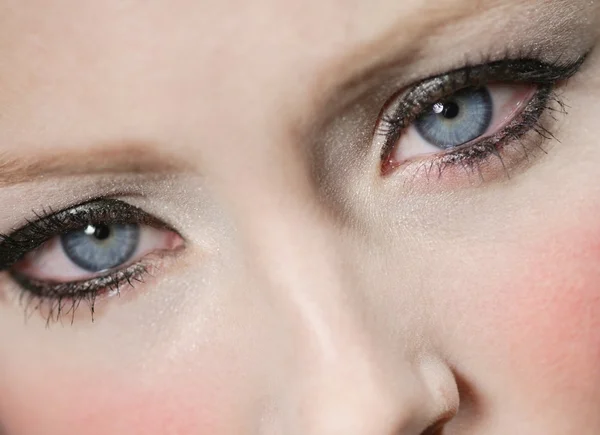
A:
[
  {"left": 244, "top": 203, "right": 360, "bottom": 360},
  {"left": 242, "top": 207, "right": 454, "bottom": 435}
]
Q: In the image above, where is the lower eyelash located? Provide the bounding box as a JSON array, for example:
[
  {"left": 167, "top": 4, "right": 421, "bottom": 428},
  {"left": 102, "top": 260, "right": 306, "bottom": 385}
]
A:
[
  {"left": 408, "top": 85, "right": 560, "bottom": 181},
  {"left": 13, "top": 261, "right": 151, "bottom": 326}
]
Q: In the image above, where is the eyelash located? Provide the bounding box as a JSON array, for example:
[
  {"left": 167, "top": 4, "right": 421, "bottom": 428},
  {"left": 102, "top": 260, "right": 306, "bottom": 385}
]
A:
[
  {"left": 16, "top": 261, "right": 151, "bottom": 326},
  {"left": 0, "top": 199, "right": 178, "bottom": 325},
  {"left": 376, "top": 53, "right": 588, "bottom": 179}
]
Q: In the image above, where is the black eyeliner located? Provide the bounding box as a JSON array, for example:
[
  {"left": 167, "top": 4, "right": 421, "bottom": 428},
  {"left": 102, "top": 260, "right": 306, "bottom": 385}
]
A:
[
  {"left": 0, "top": 198, "right": 179, "bottom": 324},
  {"left": 0, "top": 199, "right": 169, "bottom": 271},
  {"left": 378, "top": 53, "right": 589, "bottom": 165}
]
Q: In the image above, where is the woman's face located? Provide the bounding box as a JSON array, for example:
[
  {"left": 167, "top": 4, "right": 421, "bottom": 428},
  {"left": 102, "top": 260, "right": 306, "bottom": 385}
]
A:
[{"left": 0, "top": 0, "right": 599, "bottom": 433}]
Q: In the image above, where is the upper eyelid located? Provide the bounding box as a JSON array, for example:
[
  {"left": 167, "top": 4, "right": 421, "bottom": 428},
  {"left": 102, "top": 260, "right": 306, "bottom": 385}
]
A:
[
  {"left": 311, "top": 22, "right": 593, "bottom": 132},
  {"left": 346, "top": 46, "right": 586, "bottom": 115},
  {"left": 0, "top": 199, "right": 175, "bottom": 271},
  {"left": 383, "top": 54, "right": 589, "bottom": 121}
]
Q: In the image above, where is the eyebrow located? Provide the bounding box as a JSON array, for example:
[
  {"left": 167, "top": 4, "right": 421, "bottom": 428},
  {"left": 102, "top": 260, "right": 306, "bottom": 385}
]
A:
[
  {"left": 310, "top": 0, "right": 485, "bottom": 121},
  {"left": 310, "top": 0, "right": 579, "bottom": 125},
  {"left": 0, "top": 143, "right": 192, "bottom": 187}
]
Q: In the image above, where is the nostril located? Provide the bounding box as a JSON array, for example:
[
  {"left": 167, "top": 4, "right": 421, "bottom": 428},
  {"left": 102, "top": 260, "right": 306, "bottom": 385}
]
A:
[
  {"left": 413, "top": 358, "right": 461, "bottom": 435},
  {"left": 420, "top": 421, "right": 445, "bottom": 435},
  {"left": 420, "top": 410, "right": 455, "bottom": 435}
]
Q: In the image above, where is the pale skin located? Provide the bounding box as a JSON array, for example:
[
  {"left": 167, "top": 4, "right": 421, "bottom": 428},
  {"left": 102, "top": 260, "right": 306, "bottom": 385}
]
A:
[{"left": 0, "top": 0, "right": 599, "bottom": 433}]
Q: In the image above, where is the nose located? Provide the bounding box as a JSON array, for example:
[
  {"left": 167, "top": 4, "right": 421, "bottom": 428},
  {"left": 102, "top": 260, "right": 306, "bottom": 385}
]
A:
[
  {"left": 282, "top": 348, "right": 458, "bottom": 435},
  {"left": 242, "top": 208, "right": 459, "bottom": 435}
]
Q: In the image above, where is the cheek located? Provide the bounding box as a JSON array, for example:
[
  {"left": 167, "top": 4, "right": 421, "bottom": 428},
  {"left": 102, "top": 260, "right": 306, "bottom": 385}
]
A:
[
  {"left": 0, "top": 366, "right": 236, "bottom": 435},
  {"left": 517, "top": 232, "right": 600, "bottom": 357},
  {"left": 456, "top": 216, "right": 600, "bottom": 399},
  {"left": 502, "top": 249, "right": 600, "bottom": 384}
]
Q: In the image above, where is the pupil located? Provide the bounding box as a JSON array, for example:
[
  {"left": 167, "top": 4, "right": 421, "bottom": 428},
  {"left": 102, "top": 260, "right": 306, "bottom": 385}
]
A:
[
  {"left": 441, "top": 101, "right": 460, "bottom": 119},
  {"left": 93, "top": 225, "right": 111, "bottom": 240}
]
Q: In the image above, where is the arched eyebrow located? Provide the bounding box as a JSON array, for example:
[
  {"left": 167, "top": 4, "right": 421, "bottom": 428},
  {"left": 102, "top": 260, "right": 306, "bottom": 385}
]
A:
[
  {"left": 0, "top": 143, "right": 192, "bottom": 187},
  {"left": 321, "top": 0, "right": 477, "bottom": 93},
  {"left": 309, "top": 0, "right": 591, "bottom": 126}
]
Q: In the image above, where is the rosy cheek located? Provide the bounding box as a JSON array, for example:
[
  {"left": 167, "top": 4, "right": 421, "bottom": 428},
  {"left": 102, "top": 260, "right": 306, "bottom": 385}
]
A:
[
  {"left": 471, "top": 220, "right": 600, "bottom": 397},
  {"left": 0, "top": 369, "right": 235, "bottom": 435}
]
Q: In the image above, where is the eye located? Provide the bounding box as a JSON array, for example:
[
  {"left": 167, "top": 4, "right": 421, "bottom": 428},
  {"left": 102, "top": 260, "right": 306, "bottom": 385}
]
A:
[
  {"left": 13, "top": 223, "right": 178, "bottom": 283},
  {"left": 0, "top": 199, "right": 184, "bottom": 323},
  {"left": 375, "top": 55, "right": 589, "bottom": 180},
  {"left": 391, "top": 83, "right": 533, "bottom": 162}
]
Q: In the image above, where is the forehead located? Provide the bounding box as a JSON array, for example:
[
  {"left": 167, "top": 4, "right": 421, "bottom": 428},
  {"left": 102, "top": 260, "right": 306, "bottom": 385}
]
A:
[
  {"left": 0, "top": 0, "right": 585, "bottom": 159},
  {"left": 0, "top": 0, "right": 529, "bottom": 96}
]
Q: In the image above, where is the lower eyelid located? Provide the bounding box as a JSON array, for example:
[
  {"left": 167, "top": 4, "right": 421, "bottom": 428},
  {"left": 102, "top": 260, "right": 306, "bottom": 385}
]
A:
[{"left": 5, "top": 247, "right": 184, "bottom": 325}]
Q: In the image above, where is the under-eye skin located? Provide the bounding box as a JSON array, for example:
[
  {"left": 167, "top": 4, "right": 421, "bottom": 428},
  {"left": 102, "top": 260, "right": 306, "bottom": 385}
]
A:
[
  {"left": 375, "top": 52, "right": 590, "bottom": 182},
  {"left": 0, "top": 199, "right": 184, "bottom": 323}
]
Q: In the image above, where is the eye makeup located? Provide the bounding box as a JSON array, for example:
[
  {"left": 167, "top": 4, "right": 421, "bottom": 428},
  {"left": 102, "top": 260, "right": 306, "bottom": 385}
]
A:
[
  {"left": 374, "top": 52, "right": 590, "bottom": 181},
  {"left": 0, "top": 199, "right": 184, "bottom": 323}
]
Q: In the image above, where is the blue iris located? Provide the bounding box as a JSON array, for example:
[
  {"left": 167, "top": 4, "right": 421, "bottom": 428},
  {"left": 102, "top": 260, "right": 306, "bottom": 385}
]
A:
[
  {"left": 61, "top": 224, "right": 140, "bottom": 272},
  {"left": 415, "top": 87, "right": 493, "bottom": 149}
]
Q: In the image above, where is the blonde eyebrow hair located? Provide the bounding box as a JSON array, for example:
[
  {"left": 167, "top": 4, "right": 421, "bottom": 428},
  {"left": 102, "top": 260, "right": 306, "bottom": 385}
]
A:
[
  {"left": 0, "top": 143, "right": 192, "bottom": 187},
  {"left": 311, "top": 0, "right": 487, "bottom": 117}
]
